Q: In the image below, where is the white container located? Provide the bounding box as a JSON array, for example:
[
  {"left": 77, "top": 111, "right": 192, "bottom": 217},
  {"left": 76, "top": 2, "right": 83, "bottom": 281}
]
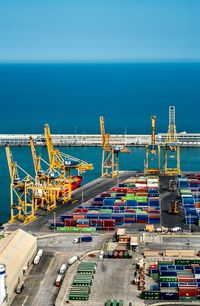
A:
[
  {"left": 59, "top": 264, "right": 67, "bottom": 274},
  {"left": 67, "top": 256, "right": 78, "bottom": 266},
  {"left": 34, "top": 255, "right": 40, "bottom": 265},
  {"left": 0, "top": 264, "right": 6, "bottom": 305},
  {"left": 37, "top": 249, "right": 43, "bottom": 258}
]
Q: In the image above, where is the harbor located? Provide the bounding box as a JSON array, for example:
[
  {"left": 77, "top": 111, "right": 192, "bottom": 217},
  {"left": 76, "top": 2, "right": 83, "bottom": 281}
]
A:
[{"left": 0, "top": 1, "right": 199, "bottom": 305}]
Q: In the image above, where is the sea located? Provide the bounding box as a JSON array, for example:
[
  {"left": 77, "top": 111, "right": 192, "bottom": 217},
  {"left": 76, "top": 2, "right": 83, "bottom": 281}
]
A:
[{"left": 0, "top": 62, "right": 200, "bottom": 223}]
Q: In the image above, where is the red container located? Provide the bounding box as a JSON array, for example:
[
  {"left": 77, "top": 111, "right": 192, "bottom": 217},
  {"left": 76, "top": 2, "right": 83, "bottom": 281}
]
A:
[
  {"left": 75, "top": 208, "right": 88, "bottom": 213},
  {"left": 90, "top": 219, "right": 103, "bottom": 225},
  {"left": 179, "top": 286, "right": 197, "bottom": 297},
  {"left": 136, "top": 220, "right": 148, "bottom": 224},
  {"left": 177, "top": 276, "right": 195, "bottom": 283},
  {"left": 125, "top": 209, "right": 136, "bottom": 213},
  {"left": 113, "top": 251, "right": 118, "bottom": 259},
  {"left": 76, "top": 224, "right": 89, "bottom": 228},
  {"left": 102, "top": 227, "right": 115, "bottom": 231},
  {"left": 101, "top": 192, "right": 111, "bottom": 197},
  {"left": 64, "top": 220, "right": 77, "bottom": 226},
  {"left": 118, "top": 251, "right": 124, "bottom": 259}
]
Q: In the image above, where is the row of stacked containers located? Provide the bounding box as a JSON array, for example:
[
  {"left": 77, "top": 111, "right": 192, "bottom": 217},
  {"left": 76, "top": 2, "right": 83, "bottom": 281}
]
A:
[
  {"left": 69, "top": 261, "right": 96, "bottom": 300},
  {"left": 178, "top": 174, "right": 200, "bottom": 226},
  {"left": 59, "top": 176, "right": 160, "bottom": 231},
  {"left": 143, "top": 259, "right": 200, "bottom": 301}
]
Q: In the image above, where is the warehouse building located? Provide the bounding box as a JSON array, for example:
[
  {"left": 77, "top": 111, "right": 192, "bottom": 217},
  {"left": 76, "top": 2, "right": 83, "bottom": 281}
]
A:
[{"left": 0, "top": 229, "right": 37, "bottom": 305}]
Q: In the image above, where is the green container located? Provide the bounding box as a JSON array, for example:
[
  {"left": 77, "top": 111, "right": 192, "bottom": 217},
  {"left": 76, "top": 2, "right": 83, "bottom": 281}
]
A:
[
  {"left": 140, "top": 291, "right": 160, "bottom": 299},
  {"left": 105, "top": 300, "right": 112, "bottom": 306},
  {"left": 74, "top": 275, "right": 93, "bottom": 280},
  {"left": 123, "top": 251, "right": 129, "bottom": 259},
  {"left": 175, "top": 258, "right": 200, "bottom": 265},
  {"left": 72, "top": 282, "right": 92, "bottom": 286},
  {"left": 100, "top": 209, "right": 112, "bottom": 213},
  {"left": 57, "top": 227, "right": 96, "bottom": 232},
  {"left": 179, "top": 296, "right": 197, "bottom": 301},
  {"left": 159, "top": 276, "right": 177, "bottom": 282},
  {"left": 69, "top": 294, "right": 89, "bottom": 301},
  {"left": 158, "top": 260, "right": 174, "bottom": 265},
  {"left": 70, "top": 289, "right": 90, "bottom": 294},
  {"left": 150, "top": 273, "right": 159, "bottom": 280}
]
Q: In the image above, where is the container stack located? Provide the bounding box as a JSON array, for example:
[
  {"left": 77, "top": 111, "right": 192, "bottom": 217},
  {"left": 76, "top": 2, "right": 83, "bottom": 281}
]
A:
[
  {"left": 69, "top": 261, "right": 96, "bottom": 301},
  {"left": 178, "top": 175, "right": 200, "bottom": 226},
  {"left": 145, "top": 258, "right": 200, "bottom": 302},
  {"left": 58, "top": 175, "right": 160, "bottom": 231}
]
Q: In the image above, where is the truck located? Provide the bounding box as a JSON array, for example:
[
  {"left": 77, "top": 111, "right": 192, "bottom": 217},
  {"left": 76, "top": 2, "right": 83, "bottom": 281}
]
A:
[
  {"left": 168, "top": 200, "right": 179, "bottom": 215},
  {"left": 33, "top": 254, "right": 41, "bottom": 265},
  {"left": 15, "top": 281, "right": 24, "bottom": 294},
  {"left": 55, "top": 275, "right": 63, "bottom": 287},
  {"left": 74, "top": 236, "right": 93, "bottom": 243},
  {"left": 59, "top": 264, "right": 67, "bottom": 274}
]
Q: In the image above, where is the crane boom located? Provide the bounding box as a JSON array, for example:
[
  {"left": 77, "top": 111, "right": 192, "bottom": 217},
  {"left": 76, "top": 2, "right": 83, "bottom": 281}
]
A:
[{"left": 30, "top": 137, "right": 41, "bottom": 176}]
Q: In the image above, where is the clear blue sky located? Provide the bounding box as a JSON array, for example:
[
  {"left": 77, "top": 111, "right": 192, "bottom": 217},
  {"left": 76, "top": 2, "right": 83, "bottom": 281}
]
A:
[{"left": 0, "top": 0, "right": 199, "bottom": 62}]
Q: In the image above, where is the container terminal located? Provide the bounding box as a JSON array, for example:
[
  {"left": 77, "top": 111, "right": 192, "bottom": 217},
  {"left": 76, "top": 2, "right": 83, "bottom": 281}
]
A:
[{"left": 1, "top": 107, "right": 200, "bottom": 306}]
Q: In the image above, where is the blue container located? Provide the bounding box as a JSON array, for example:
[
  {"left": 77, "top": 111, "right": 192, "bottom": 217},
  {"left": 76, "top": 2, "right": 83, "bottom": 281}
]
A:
[
  {"left": 126, "top": 200, "right": 137, "bottom": 205},
  {"left": 103, "top": 198, "right": 115, "bottom": 205},
  {"left": 149, "top": 219, "right": 160, "bottom": 224},
  {"left": 136, "top": 214, "right": 148, "bottom": 220},
  {"left": 160, "top": 292, "right": 179, "bottom": 300},
  {"left": 160, "top": 271, "right": 177, "bottom": 276},
  {"left": 150, "top": 284, "right": 160, "bottom": 291},
  {"left": 60, "top": 215, "right": 73, "bottom": 221},
  {"left": 160, "top": 282, "right": 178, "bottom": 288}
]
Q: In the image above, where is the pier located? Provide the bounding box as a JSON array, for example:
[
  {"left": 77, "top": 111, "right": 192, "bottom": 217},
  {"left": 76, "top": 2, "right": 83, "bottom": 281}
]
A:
[{"left": 0, "top": 132, "right": 200, "bottom": 147}]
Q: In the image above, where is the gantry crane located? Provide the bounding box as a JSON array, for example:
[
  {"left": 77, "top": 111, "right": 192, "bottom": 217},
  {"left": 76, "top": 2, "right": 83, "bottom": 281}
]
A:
[
  {"left": 145, "top": 116, "right": 161, "bottom": 175},
  {"left": 44, "top": 124, "right": 93, "bottom": 201},
  {"left": 44, "top": 124, "right": 93, "bottom": 175},
  {"left": 100, "top": 116, "right": 130, "bottom": 178},
  {"left": 29, "top": 137, "right": 59, "bottom": 210},
  {"left": 164, "top": 106, "right": 181, "bottom": 175},
  {"left": 5, "top": 145, "right": 36, "bottom": 224}
]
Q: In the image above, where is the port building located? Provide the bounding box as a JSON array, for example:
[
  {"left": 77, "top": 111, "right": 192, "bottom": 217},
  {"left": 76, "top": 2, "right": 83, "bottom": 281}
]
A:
[{"left": 0, "top": 229, "right": 37, "bottom": 305}]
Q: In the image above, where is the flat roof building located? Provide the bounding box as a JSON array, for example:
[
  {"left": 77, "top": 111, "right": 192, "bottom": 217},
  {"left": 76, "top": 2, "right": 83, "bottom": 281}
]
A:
[{"left": 0, "top": 229, "right": 37, "bottom": 305}]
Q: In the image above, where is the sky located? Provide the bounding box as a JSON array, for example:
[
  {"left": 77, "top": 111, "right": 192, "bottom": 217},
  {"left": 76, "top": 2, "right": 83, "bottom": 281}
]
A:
[{"left": 0, "top": 0, "right": 199, "bottom": 62}]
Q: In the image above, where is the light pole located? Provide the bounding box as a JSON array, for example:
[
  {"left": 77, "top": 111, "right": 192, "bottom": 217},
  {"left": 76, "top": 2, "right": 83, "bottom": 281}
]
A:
[
  {"left": 53, "top": 212, "right": 56, "bottom": 231},
  {"left": 81, "top": 186, "right": 84, "bottom": 204}
]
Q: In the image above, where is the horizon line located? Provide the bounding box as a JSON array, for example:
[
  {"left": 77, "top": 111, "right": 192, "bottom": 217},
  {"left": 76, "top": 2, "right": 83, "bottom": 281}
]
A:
[{"left": 0, "top": 59, "right": 200, "bottom": 64}]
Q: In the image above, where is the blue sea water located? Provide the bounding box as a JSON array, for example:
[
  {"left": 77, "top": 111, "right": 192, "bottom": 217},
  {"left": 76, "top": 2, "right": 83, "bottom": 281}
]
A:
[{"left": 0, "top": 63, "right": 200, "bottom": 223}]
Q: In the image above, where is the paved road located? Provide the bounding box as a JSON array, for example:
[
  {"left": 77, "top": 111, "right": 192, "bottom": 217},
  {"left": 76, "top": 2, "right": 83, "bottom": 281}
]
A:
[
  {"left": 159, "top": 175, "right": 185, "bottom": 229},
  {"left": 5, "top": 171, "right": 137, "bottom": 233},
  {"left": 10, "top": 253, "right": 54, "bottom": 306}
]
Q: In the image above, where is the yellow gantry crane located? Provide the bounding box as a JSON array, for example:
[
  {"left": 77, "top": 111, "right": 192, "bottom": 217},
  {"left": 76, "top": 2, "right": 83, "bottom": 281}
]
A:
[
  {"left": 44, "top": 124, "right": 93, "bottom": 202},
  {"left": 164, "top": 106, "right": 181, "bottom": 175},
  {"left": 5, "top": 145, "right": 36, "bottom": 224},
  {"left": 145, "top": 116, "right": 161, "bottom": 175},
  {"left": 100, "top": 116, "right": 130, "bottom": 178},
  {"left": 44, "top": 124, "right": 93, "bottom": 176},
  {"left": 29, "top": 136, "right": 61, "bottom": 210}
]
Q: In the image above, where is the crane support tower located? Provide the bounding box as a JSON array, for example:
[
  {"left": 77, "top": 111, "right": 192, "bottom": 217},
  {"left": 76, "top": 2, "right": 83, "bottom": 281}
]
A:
[
  {"left": 5, "top": 145, "right": 36, "bottom": 224},
  {"left": 144, "top": 116, "right": 161, "bottom": 175},
  {"left": 100, "top": 116, "right": 130, "bottom": 178},
  {"left": 30, "top": 137, "right": 69, "bottom": 211},
  {"left": 164, "top": 106, "right": 181, "bottom": 175}
]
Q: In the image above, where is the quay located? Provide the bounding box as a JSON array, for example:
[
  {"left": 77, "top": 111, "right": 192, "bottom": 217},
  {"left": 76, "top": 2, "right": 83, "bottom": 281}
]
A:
[{"left": 0, "top": 132, "right": 200, "bottom": 147}]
